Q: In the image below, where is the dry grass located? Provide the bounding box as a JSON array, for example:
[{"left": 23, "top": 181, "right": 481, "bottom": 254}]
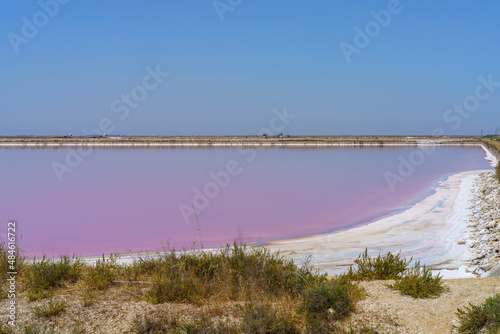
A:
[
  {"left": 0, "top": 244, "right": 367, "bottom": 333},
  {"left": 3, "top": 245, "right": 500, "bottom": 333}
]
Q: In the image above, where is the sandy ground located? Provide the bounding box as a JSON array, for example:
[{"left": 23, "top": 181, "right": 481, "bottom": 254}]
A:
[
  {"left": 266, "top": 170, "right": 491, "bottom": 278},
  {"left": 351, "top": 278, "right": 500, "bottom": 334},
  {"left": 2, "top": 278, "right": 500, "bottom": 333}
]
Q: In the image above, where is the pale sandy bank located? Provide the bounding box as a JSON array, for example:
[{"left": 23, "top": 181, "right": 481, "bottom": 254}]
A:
[{"left": 265, "top": 169, "right": 492, "bottom": 278}]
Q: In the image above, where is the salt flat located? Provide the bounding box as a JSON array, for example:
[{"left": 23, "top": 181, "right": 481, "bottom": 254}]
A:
[{"left": 266, "top": 170, "right": 492, "bottom": 278}]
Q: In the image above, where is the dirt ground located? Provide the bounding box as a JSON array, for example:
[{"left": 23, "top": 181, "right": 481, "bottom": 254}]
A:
[
  {"left": 2, "top": 278, "right": 500, "bottom": 333},
  {"left": 349, "top": 278, "right": 500, "bottom": 333}
]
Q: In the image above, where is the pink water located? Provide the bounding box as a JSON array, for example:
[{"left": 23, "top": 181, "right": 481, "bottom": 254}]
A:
[{"left": 0, "top": 147, "right": 492, "bottom": 257}]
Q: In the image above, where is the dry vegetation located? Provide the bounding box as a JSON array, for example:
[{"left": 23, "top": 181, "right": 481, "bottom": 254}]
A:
[{"left": 2, "top": 243, "right": 500, "bottom": 333}]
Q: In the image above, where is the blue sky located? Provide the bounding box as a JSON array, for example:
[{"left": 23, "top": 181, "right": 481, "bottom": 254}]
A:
[{"left": 1, "top": 0, "right": 499, "bottom": 136}]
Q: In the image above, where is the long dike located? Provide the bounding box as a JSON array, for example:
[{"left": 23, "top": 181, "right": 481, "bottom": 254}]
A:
[{"left": 0, "top": 136, "right": 483, "bottom": 149}]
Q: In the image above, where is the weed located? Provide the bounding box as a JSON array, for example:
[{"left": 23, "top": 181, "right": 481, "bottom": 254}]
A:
[
  {"left": 120, "top": 255, "right": 162, "bottom": 282},
  {"left": 80, "top": 284, "right": 98, "bottom": 307},
  {"left": 22, "top": 325, "right": 57, "bottom": 334},
  {"left": 388, "top": 261, "right": 446, "bottom": 298},
  {"left": 129, "top": 314, "right": 178, "bottom": 333},
  {"left": 0, "top": 241, "right": 24, "bottom": 283},
  {"left": 144, "top": 243, "right": 315, "bottom": 304},
  {"left": 33, "top": 299, "right": 67, "bottom": 318},
  {"left": 456, "top": 293, "right": 500, "bottom": 333},
  {"left": 301, "top": 275, "right": 362, "bottom": 322},
  {"left": 23, "top": 255, "right": 82, "bottom": 299},
  {"left": 82, "top": 254, "right": 118, "bottom": 291},
  {"left": 27, "top": 290, "right": 53, "bottom": 302},
  {"left": 129, "top": 314, "right": 240, "bottom": 334},
  {"left": 346, "top": 249, "right": 410, "bottom": 281},
  {"left": 240, "top": 301, "right": 300, "bottom": 334}
]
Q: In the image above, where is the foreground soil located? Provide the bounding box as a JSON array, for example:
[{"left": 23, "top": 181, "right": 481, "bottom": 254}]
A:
[
  {"left": 2, "top": 278, "right": 500, "bottom": 333},
  {"left": 351, "top": 278, "right": 500, "bottom": 333}
]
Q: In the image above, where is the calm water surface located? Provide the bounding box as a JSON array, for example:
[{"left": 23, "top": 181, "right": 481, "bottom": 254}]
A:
[{"left": 0, "top": 147, "right": 492, "bottom": 257}]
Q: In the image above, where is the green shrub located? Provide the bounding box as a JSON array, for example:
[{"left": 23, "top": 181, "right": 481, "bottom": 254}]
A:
[
  {"left": 82, "top": 254, "right": 118, "bottom": 291},
  {"left": 456, "top": 293, "right": 500, "bottom": 333},
  {"left": 27, "top": 290, "right": 53, "bottom": 302},
  {"left": 145, "top": 268, "right": 200, "bottom": 304},
  {"left": 240, "top": 301, "right": 300, "bottom": 334},
  {"left": 120, "top": 254, "right": 166, "bottom": 282},
  {"left": 388, "top": 261, "right": 446, "bottom": 298},
  {"left": 301, "top": 275, "right": 362, "bottom": 322},
  {"left": 223, "top": 243, "right": 313, "bottom": 298},
  {"left": 33, "top": 299, "right": 67, "bottom": 318},
  {"left": 0, "top": 241, "right": 24, "bottom": 284},
  {"left": 144, "top": 243, "right": 316, "bottom": 304},
  {"left": 24, "top": 255, "right": 82, "bottom": 299},
  {"left": 346, "top": 249, "right": 410, "bottom": 281}
]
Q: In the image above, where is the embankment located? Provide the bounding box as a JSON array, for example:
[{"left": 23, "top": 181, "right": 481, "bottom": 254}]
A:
[{"left": 0, "top": 135, "right": 481, "bottom": 148}]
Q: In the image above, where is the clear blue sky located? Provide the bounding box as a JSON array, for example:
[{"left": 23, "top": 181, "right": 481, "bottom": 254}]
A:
[{"left": 1, "top": 1, "right": 499, "bottom": 136}]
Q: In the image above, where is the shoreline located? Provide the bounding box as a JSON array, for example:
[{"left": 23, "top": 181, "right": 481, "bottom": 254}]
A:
[
  {"left": 265, "top": 169, "right": 492, "bottom": 279},
  {"left": 64, "top": 146, "right": 499, "bottom": 277},
  {"left": 73, "top": 169, "right": 497, "bottom": 279},
  {"left": 77, "top": 169, "right": 495, "bottom": 280},
  {"left": 464, "top": 171, "right": 500, "bottom": 277}
]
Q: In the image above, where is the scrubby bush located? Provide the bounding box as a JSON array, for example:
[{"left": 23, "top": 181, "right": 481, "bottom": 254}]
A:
[
  {"left": 24, "top": 255, "right": 83, "bottom": 300},
  {"left": 240, "top": 301, "right": 300, "bottom": 334},
  {"left": 388, "top": 261, "right": 446, "bottom": 298},
  {"left": 0, "top": 241, "right": 24, "bottom": 283},
  {"left": 301, "top": 275, "right": 362, "bottom": 322},
  {"left": 456, "top": 293, "right": 500, "bottom": 333},
  {"left": 129, "top": 314, "right": 239, "bottom": 334},
  {"left": 82, "top": 254, "right": 118, "bottom": 291},
  {"left": 346, "top": 249, "right": 410, "bottom": 281},
  {"left": 33, "top": 299, "right": 67, "bottom": 318},
  {"left": 145, "top": 243, "right": 316, "bottom": 304},
  {"left": 129, "top": 314, "right": 179, "bottom": 333}
]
